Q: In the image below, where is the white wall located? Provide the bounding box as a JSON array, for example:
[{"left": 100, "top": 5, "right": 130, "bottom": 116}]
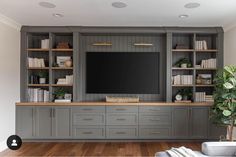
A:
[
  {"left": 0, "top": 20, "right": 20, "bottom": 150},
  {"left": 224, "top": 26, "right": 236, "bottom": 65}
]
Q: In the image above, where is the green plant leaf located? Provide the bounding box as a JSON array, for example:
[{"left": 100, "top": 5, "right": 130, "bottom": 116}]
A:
[
  {"left": 224, "top": 82, "right": 234, "bottom": 89},
  {"left": 223, "top": 110, "right": 232, "bottom": 116}
]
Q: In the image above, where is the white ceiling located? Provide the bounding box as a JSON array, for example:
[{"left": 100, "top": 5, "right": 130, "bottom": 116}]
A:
[{"left": 0, "top": 0, "right": 236, "bottom": 29}]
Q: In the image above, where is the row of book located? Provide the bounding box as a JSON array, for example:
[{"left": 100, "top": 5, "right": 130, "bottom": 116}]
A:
[
  {"left": 28, "top": 58, "right": 45, "bottom": 67},
  {"left": 28, "top": 88, "right": 49, "bottom": 102},
  {"left": 194, "top": 92, "right": 213, "bottom": 102},
  {"left": 172, "top": 75, "right": 193, "bottom": 85},
  {"left": 200, "top": 58, "right": 216, "bottom": 68},
  {"left": 41, "top": 39, "right": 49, "bottom": 49},
  {"left": 195, "top": 40, "right": 208, "bottom": 50},
  {"left": 57, "top": 75, "right": 73, "bottom": 85}
]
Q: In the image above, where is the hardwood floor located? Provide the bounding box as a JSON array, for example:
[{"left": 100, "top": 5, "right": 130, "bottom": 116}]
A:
[{"left": 0, "top": 142, "right": 201, "bottom": 156}]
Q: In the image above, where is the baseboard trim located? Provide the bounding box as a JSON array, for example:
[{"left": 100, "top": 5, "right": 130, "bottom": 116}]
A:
[{"left": 0, "top": 140, "right": 7, "bottom": 152}]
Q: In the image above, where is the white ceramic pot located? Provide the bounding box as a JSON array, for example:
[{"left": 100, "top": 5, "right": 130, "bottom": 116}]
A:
[
  {"left": 181, "top": 63, "right": 187, "bottom": 68},
  {"left": 39, "top": 78, "right": 46, "bottom": 84}
]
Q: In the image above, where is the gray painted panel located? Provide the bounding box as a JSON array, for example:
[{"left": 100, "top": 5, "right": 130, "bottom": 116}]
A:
[
  {"left": 139, "top": 127, "right": 171, "bottom": 139},
  {"left": 139, "top": 114, "right": 171, "bottom": 126},
  {"left": 106, "top": 113, "right": 138, "bottom": 125},
  {"left": 106, "top": 126, "right": 138, "bottom": 139},
  {"left": 73, "top": 113, "right": 105, "bottom": 126},
  {"left": 73, "top": 126, "right": 105, "bottom": 139},
  {"left": 107, "top": 106, "right": 138, "bottom": 113}
]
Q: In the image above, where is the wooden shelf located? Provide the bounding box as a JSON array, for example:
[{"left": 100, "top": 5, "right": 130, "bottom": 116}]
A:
[
  {"left": 52, "top": 49, "right": 73, "bottom": 52},
  {"left": 28, "top": 84, "right": 49, "bottom": 87},
  {"left": 28, "top": 67, "right": 49, "bottom": 70},
  {"left": 51, "top": 67, "right": 73, "bottom": 70},
  {"left": 196, "top": 84, "right": 214, "bottom": 87},
  {"left": 27, "top": 48, "right": 49, "bottom": 52},
  {"left": 51, "top": 84, "right": 73, "bottom": 87},
  {"left": 195, "top": 49, "right": 218, "bottom": 52},
  {"left": 172, "top": 49, "right": 194, "bottom": 52},
  {"left": 172, "top": 67, "right": 194, "bottom": 70},
  {"left": 195, "top": 68, "right": 217, "bottom": 70},
  {"left": 172, "top": 85, "right": 194, "bottom": 87}
]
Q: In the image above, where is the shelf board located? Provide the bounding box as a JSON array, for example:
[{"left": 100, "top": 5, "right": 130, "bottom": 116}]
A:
[
  {"left": 28, "top": 84, "right": 49, "bottom": 87},
  {"left": 28, "top": 67, "right": 49, "bottom": 70},
  {"left": 195, "top": 68, "right": 217, "bottom": 70},
  {"left": 172, "top": 85, "right": 194, "bottom": 87},
  {"left": 172, "top": 67, "right": 194, "bottom": 70},
  {"left": 51, "top": 84, "right": 73, "bottom": 87},
  {"left": 27, "top": 48, "right": 49, "bottom": 52},
  {"left": 172, "top": 49, "right": 194, "bottom": 52},
  {"left": 51, "top": 67, "right": 73, "bottom": 70},
  {"left": 51, "top": 48, "right": 73, "bottom": 52},
  {"left": 195, "top": 49, "right": 218, "bottom": 52},
  {"left": 196, "top": 84, "right": 214, "bottom": 87}
]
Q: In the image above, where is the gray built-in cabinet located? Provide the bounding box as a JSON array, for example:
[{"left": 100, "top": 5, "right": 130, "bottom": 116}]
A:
[{"left": 18, "top": 26, "right": 225, "bottom": 140}]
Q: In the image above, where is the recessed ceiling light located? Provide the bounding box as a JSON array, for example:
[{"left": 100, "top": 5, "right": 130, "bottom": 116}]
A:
[
  {"left": 53, "top": 13, "right": 63, "bottom": 18},
  {"left": 179, "top": 14, "right": 189, "bottom": 18},
  {"left": 39, "top": 2, "right": 56, "bottom": 8},
  {"left": 184, "top": 2, "right": 200, "bottom": 9},
  {"left": 112, "top": 2, "right": 127, "bottom": 8}
]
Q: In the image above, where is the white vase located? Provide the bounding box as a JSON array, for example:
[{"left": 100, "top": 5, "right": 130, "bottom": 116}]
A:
[
  {"left": 181, "top": 63, "right": 187, "bottom": 68},
  {"left": 39, "top": 78, "right": 46, "bottom": 84}
]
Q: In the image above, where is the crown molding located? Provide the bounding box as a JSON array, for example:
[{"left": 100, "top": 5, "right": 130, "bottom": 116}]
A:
[
  {"left": 224, "top": 22, "right": 236, "bottom": 32},
  {"left": 0, "top": 13, "right": 21, "bottom": 31}
]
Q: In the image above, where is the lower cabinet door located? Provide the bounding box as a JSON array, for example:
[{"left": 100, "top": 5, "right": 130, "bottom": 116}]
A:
[
  {"left": 209, "top": 123, "right": 227, "bottom": 140},
  {"left": 106, "top": 126, "right": 138, "bottom": 139},
  {"left": 16, "top": 106, "right": 35, "bottom": 139},
  {"left": 73, "top": 126, "right": 105, "bottom": 139},
  {"left": 53, "top": 107, "right": 71, "bottom": 138},
  {"left": 35, "top": 107, "right": 53, "bottom": 138},
  {"left": 139, "top": 127, "right": 171, "bottom": 139}
]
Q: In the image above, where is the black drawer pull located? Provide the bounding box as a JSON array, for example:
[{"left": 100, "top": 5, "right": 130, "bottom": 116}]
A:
[
  {"left": 116, "top": 132, "right": 126, "bottom": 134},
  {"left": 116, "top": 108, "right": 127, "bottom": 111},
  {"left": 83, "top": 118, "right": 93, "bottom": 121},
  {"left": 116, "top": 118, "right": 126, "bottom": 121},
  {"left": 82, "top": 132, "right": 93, "bottom": 134}
]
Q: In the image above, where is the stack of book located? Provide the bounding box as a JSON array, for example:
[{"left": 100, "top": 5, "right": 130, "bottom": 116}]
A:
[
  {"left": 195, "top": 92, "right": 206, "bottom": 102},
  {"left": 205, "top": 95, "right": 214, "bottom": 102},
  {"left": 200, "top": 58, "right": 216, "bottom": 68},
  {"left": 57, "top": 75, "right": 73, "bottom": 85},
  {"left": 172, "top": 75, "right": 193, "bottom": 85},
  {"left": 41, "top": 39, "right": 49, "bottom": 49},
  {"left": 28, "top": 88, "right": 49, "bottom": 102},
  {"left": 195, "top": 40, "right": 207, "bottom": 50},
  {"left": 28, "top": 58, "right": 45, "bottom": 67}
]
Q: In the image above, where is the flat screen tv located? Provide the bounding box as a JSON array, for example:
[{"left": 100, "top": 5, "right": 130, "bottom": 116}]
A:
[{"left": 86, "top": 52, "right": 159, "bottom": 94}]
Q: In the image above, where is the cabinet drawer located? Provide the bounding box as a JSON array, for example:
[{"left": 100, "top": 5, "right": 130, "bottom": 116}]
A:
[
  {"left": 139, "top": 114, "right": 171, "bottom": 126},
  {"left": 106, "top": 113, "right": 137, "bottom": 125},
  {"left": 107, "top": 106, "right": 138, "bottom": 113},
  {"left": 139, "top": 106, "right": 171, "bottom": 114},
  {"left": 106, "top": 126, "right": 138, "bottom": 139},
  {"left": 73, "top": 127, "right": 105, "bottom": 139},
  {"left": 72, "top": 106, "right": 105, "bottom": 113},
  {"left": 73, "top": 114, "right": 105, "bottom": 125},
  {"left": 139, "top": 127, "right": 171, "bottom": 139}
]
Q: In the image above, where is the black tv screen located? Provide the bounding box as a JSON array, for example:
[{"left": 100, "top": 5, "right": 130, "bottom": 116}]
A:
[{"left": 86, "top": 52, "right": 159, "bottom": 94}]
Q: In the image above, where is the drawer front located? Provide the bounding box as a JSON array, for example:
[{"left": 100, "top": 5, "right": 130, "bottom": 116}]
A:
[
  {"left": 106, "top": 113, "right": 137, "bottom": 125},
  {"left": 72, "top": 106, "right": 105, "bottom": 113},
  {"left": 139, "top": 106, "right": 171, "bottom": 114},
  {"left": 73, "top": 114, "right": 105, "bottom": 125},
  {"left": 73, "top": 127, "right": 105, "bottom": 139},
  {"left": 107, "top": 106, "right": 138, "bottom": 113},
  {"left": 106, "top": 126, "right": 138, "bottom": 139},
  {"left": 139, "top": 127, "right": 171, "bottom": 139},
  {"left": 139, "top": 114, "right": 171, "bottom": 126}
]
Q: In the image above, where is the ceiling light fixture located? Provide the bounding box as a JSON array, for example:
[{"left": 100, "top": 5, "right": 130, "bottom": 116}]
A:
[
  {"left": 112, "top": 2, "right": 127, "bottom": 8},
  {"left": 39, "top": 2, "right": 56, "bottom": 8},
  {"left": 179, "top": 14, "right": 189, "bottom": 18},
  {"left": 184, "top": 2, "right": 200, "bottom": 9},
  {"left": 53, "top": 13, "right": 63, "bottom": 18}
]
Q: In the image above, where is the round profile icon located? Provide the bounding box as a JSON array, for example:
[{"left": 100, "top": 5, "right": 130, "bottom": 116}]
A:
[{"left": 6, "top": 135, "right": 22, "bottom": 150}]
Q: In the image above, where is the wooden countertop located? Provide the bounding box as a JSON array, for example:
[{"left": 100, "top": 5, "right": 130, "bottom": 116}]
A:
[{"left": 16, "top": 102, "right": 213, "bottom": 106}]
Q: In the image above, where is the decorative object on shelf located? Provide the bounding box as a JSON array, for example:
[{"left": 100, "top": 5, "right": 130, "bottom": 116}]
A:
[
  {"left": 53, "top": 87, "right": 66, "bottom": 99},
  {"left": 28, "top": 58, "right": 45, "bottom": 68},
  {"left": 38, "top": 71, "right": 48, "bottom": 84},
  {"left": 172, "top": 75, "right": 193, "bottom": 85},
  {"left": 196, "top": 74, "right": 212, "bottom": 85},
  {"left": 174, "top": 58, "right": 192, "bottom": 68},
  {"left": 28, "top": 88, "right": 49, "bottom": 102},
  {"left": 29, "top": 75, "right": 39, "bottom": 84},
  {"left": 64, "top": 59, "right": 73, "bottom": 67},
  {"left": 195, "top": 40, "right": 207, "bottom": 50},
  {"left": 175, "top": 94, "right": 182, "bottom": 101},
  {"left": 200, "top": 58, "right": 216, "bottom": 68},
  {"left": 106, "top": 96, "right": 139, "bottom": 103},
  {"left": 41, "top": 39, "right": 49, "bottom": 49},
  {"left": 174, "top": 44, "right": 189, "bottom": 49},
  {"left": 56, "top": 42, "right": 70, "bottom": 49},
  {"left": 64, "top": 93, "right": 72, "bottom": 101},
  {"left": 133, "top": 43, "right": 153, "bottom": 46},
  {"left": 56, "top": 75, "right": 73, "bottom": 85},
  {"left": 52, "top": 62, "right": 59, "bottom": 67},
  {"left": 177, "top": 88, "right": 192, "bottom": 101},
  {"left": 92, "top": 42, "right": 112, "bottom": 46},
  {"left": 56, "top": 56, "right": 71, "bottom": 67},
  {"left": 211, "top": 65, "right": 236, "bottom": 141}
]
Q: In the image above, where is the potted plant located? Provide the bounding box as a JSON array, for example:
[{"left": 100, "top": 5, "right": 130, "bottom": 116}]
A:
[
  {"left": 211, "top": 65, "right": 236, "bottom": 141},
  {"left": 177, "top": 88, "right": 192, "bottom": 100},
  {"left": 38, "top": 71, "right": 48, "bottom": 84},
  {"left": 53, "top": 88, "right": 66, "bottom": 99},
  {"left": 175, "top": 58, "right": 192, "bottom": 68}
]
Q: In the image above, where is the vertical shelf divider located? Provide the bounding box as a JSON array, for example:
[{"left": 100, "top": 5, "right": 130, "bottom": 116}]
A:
[
  {"left": 166, "top": 32, "right": 172, "bottom": 102},
  {"left": 49, "top": 32, "right": 53, "bottom": 102},
  {"left": 193, "top": 33, "right": 196, "bottom": 102}
]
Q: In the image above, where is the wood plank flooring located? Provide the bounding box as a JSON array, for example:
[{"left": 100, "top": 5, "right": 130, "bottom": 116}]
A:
[{"left": 0, "top": 142, "right": 201, "bottom": 156}]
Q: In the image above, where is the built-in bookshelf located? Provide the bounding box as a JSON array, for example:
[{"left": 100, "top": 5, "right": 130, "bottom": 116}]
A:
[
  {"left": 171, "top": 33, "right": 219, "bottom": 103},
  {"left": 25, "top": 32, "right": 74, "bottom": 102}
]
